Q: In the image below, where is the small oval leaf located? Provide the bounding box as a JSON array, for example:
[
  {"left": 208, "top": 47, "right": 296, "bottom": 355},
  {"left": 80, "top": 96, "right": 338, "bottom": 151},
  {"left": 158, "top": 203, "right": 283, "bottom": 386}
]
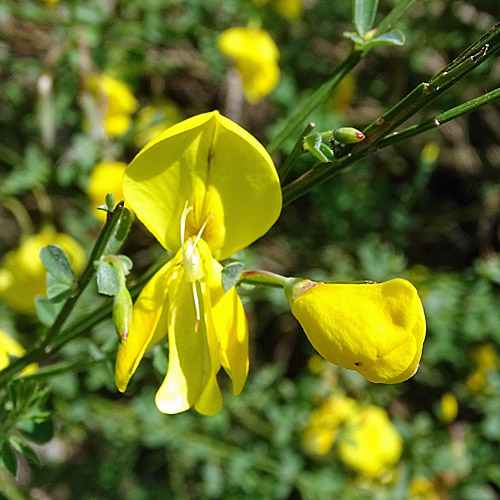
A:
[
  {"left": 354, "top": 0, "right": 379, "bottom": 36},
  {"left": 96, "top": 259, "right": 121, "bottom": 296},
  {"left": 39, "top": 245, "right": 75, "bottom": 284}
]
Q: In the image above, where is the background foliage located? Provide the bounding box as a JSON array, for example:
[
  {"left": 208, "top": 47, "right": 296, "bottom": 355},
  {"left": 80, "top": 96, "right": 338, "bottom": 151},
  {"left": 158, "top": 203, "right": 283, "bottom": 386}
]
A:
[{"left": 1, "top": 0, "right": 500, "bottom": 499}]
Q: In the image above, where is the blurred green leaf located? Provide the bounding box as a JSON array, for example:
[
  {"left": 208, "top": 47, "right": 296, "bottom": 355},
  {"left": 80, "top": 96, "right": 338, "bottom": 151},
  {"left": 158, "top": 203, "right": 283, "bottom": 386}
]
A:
[
  {"left": 35, "top": 296, "right": 63, "bottom": 326},
  {"left": 96, "top": 259, "right": 121, "bottom": 297},
  {"left": 103, "top": 208, "right": 132, "bottom": 255},
  {"left": 1, "top": 440, "right": 17, "bottom": 476},
  {"left": 19, "top": 419, "right": 54, "bottom": 445},
  {"left": 39, "top": 245, "right": 75, "bottom": 285},
  {"left": 46, "top": 274, "right": 74, "bottom": 303},
  {"left": 354, "top": 0, "right": 378, "bottom": 36},
  {"left": 222, "top": 261, "right": 244, "bottom": 292}
]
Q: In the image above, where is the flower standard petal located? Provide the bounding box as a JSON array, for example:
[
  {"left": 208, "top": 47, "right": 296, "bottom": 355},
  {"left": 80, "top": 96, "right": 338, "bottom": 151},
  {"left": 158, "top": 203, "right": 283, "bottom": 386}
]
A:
[
  {"left": 123, "top": 111, "right": 282, "bottom": 259},
  {"left": 115, "top": 260, "right": 173, "bottom": 392},
  {"left": 288, "top": 279, "right": 426, "bottom": 383}
]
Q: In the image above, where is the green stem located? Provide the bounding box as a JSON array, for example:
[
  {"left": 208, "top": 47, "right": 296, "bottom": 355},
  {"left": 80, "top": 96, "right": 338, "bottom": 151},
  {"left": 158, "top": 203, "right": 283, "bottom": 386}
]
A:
[
  {"left": 282, "top": 22, "right": 500, "bottom": 206},
  {"left": 266, "top": 0, "right": 418, "bottom": 155},
  {"left": 278, "top": 122, "right": 315, "bottom": 184},
  {"left": 267, "top": 51, "right": 362, "bottom": 155},
  {"left": 240, "top": 270, "right": 288, "bottom": 289},
  {"left": 373, "top": 86, "right": 500, "bottom": 150},
  {"left": 42, "top": 202, "right": 125, "bottom": 348}
]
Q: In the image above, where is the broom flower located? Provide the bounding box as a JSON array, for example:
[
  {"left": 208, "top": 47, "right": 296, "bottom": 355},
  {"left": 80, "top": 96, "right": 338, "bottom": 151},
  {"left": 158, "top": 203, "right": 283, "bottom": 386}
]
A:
[{"left": 115, "top": 111, "right": 282, "bottom": 415}]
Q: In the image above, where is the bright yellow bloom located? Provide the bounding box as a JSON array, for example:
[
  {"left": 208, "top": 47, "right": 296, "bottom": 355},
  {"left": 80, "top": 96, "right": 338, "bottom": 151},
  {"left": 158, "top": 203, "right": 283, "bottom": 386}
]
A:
[
  {"left": 0, "top": 329, "right": 36, "bottom": 374},
  {"left": 439, "top": 392, "right": 458, "bottom": 423},
  {"left": 337, "top": 405, "right": 403, "bottom": 478},
  {"left": 286, "top": 278, "right": 426, "bottom": 384},
  {"left": 0, "top": 230, "right": 86, "bottom": 314},
  {"left": 87, "top": 161, "right": 127, "bottom": 220},
  {"left": 218, "top": 27, "right": 280, "bottom": 103},
  {"left": 408, "top": 477, "right": 440, "bottom": 500},
  {"left": 115, "top": 111, "right": 282, "bottom": 415},
  {"left": 301, "top": 394, "right": 358, "bottom": 455},
  {"left": 134, "top": 102, "right": 184, "bottom": 148},
  {"left": 87, "top": 74, "right": 138, "bottom": 137}
]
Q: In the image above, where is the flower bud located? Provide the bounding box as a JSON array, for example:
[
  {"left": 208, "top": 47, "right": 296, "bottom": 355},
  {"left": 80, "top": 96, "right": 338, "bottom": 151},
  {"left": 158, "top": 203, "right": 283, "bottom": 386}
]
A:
[
  {"left": 285, "top": 278, "right": 426, "bottom": 384},
  {"left": 333, "top": 127, "right": 365, "bottom": 144},
  {"left": 113, "top": 287, "right": 133, "bottom": 344}
]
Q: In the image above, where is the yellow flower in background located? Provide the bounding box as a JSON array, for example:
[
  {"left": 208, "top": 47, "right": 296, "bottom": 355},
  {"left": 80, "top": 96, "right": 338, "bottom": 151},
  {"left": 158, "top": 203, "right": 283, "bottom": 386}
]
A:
[
  {"left": 337, "top": 405, "right": 403, "bottom": 479},
  {"left": 134, "top": 101, "right": 184, "bottom": 148},
  {"left": 115, "top": 111, "right": 282, "bottom": 415},
  {"left": 87, "top": 74, "right": 138, "bottom": 137},
  {"left": 438, "top": 392, "right": 458, "bottom": 423},
  {"left": 285, "top": 278, "right": 426, "bottom": 384},
  {"left": 87, "top": 161, "right": 127, "bottom": 220},
  {"left": 408, "top": 477, "right": 440, "bottom": 500},
  {"left": 218, "top": 27, "right": 280, "bottom": 103},
  {"left": 0, "top": 230, "right": 86, "bottom": 314},
  {"left": 253, "top": 0, "right": 303, "bottom": 20},
  {"left": 330, "top": 73, "right": 356, "bottom": 112},
  {"left": 0, "top": 329, "right": 36, "bottom": 374},
  {"left": 466, "top": 344, "right": 499, "bottom": 393},
  {"left": 301, "top": 394, "right": 358, "bottom": 455}
]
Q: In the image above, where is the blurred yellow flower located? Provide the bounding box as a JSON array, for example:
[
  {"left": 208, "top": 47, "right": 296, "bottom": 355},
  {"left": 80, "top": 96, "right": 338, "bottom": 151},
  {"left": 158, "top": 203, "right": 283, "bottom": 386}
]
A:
[
  {"left": 471, "top": 344, "right": 499, "bottom": 370},
  {"left": 330, "top": 73, "right": 356, "bottom": 112},
  {"left": 285, "top": 278, "right": 426, "bottom": 384},
  {"left": 0, "top": 329, "right": 36, "bottom": 374},
  {"left": 87, "top": 74, "right": 138, "bottom": 137},
  {"left": 438, "top": 392, "right": 458, "bottom": 423},
  {"left": 87, "top": 161, "right": 127, "bottom": 220},
  {"left": 301, "top": 394, "right": 358, "bottom": 455},
  {"left": 115, "top": 111, "right": 282, "bottom": 415},
  {"left": 218, "top": 27, "right": 280, "bottom": 103},
  {"left": 253, "top": 0, "right": 303, "bottom": 19},
  {"left": 0, "top": 230, "right": 86, "bottom": 314},
  {"left": 337, "top": 405, "right": 403, "bottom": 479},
  {"left": 466, "top": 344, "right": 499, "bottom": 393},
  {"left": 134, "top": 102, "right": 184, "bottom": 149},
  {"left": 408, "top": 477, "right": 440, "bottom": 500}
]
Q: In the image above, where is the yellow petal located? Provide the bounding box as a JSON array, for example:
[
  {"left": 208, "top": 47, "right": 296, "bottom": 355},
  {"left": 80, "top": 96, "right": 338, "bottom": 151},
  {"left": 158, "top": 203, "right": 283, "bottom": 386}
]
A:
[
  {"left": 289, "top": 279, "right": 426, "bottom": 384},
  {"left": 155, "top": 274, "right": 212, "bottom": 414},
  {"left": 203, "top": 246, "right": 249, "bottom": 395},
  {"left": 0, "top": 329, "right": 25, "bottom": 370},
  {"left": 235, "top": 59, "right": 280, "bottom": 103},
  {"left": 123, "top": 111, "right": 282, "bottom": 260},
  {"left": 194, "top": 371, "right": 223, "bottom": 416},
  {"left": 337, "top": 406, "right": 403, "bottom": 478},
  {"left": 218, "top": 27, "right": 279, "bottom": 63},
  {"left": 115, "top": 260, "right": 173, "bottom": 392}
]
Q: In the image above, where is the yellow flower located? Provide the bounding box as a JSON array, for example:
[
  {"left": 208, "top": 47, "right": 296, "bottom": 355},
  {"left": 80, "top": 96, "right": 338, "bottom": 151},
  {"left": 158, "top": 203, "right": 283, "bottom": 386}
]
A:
[
  {"left": 87, "top": 161, "right": 127, "bottom": 220},
  {"left": 87, "top": 74, "right": 138, "bottom": 137},
  {"left": 252, "top": 0, "right": 303, "bottom": 19},
  {"left": 471, "top": 344, "right": 499, "bottom": 370},
  {"left": 408, "top": 477, "right": 440, "bottom": 500},
  {"left": 438, "top": 392, "right": 458, "bottom": 423},
  {"left": 218, "top": 27, "right": 280, "bottom": 103},
  {"left": 302, "top": 394, "right": 358, "bottom": 455},
  {"left": 0, "top": 230, "right": 86, "bottom": 314},
  {"left": 134, "top": 102, "right": 184, "bottom": 149},
  {"left": 115, "top": 111, "right": 282, "bottom": 415},
  {"left": 0, "top": 329, "right": 36, "bottom": 374},
  {"left": 337, "top": 405, "right": 403, "bottom": 478},
  {"left": 285, "top": 278, "right": 426, "bottom": 383}
]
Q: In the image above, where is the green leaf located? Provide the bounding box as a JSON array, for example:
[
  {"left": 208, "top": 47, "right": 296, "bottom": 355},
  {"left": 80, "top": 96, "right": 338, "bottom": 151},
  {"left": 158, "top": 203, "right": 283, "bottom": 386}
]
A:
[
  {"left": 19, "top": 419, "right": 54, "bottom": 444},
  {"left": 118, "top": 255, "right": 133, "bottom": 275},
  {"left": 104, "top": 208, "right": 132, "bottom": 255},
  {"left": 35, "top": 296, "right": 63, "bottom": 326},
  {"left": 46, "top": 274, "right": 74, "bottom": 303},
  {"left": 221, "top": 262, "right": 244, "bottom": 293},
  {"left": 1, "top": 441, "right": 17, "bottom": 476},
  {"left": 354, "top": 0, "right": 378, "bottom": 36},
  {"left": 362, "top": 30, "right": 405, "bottom": 48},
  {"left": 10, "top": 439, "right": 41, "bottom": 467},
  {"left": 39, "top": 245, "right": 75, "bottom": 285},
  {"left": 96, "top": 259, "right": 121, "bottom": 296}
]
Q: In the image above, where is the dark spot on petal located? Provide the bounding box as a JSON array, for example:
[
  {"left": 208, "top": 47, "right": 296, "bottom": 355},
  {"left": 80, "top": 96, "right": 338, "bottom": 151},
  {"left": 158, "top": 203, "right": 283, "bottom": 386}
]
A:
[{"left": 354, "top": 362, "right": 363, "bottom": 367}]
